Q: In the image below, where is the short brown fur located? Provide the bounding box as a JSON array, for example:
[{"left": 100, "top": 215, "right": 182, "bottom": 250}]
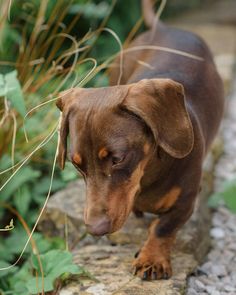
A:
[{"left": 56, "top": 0, "right": 224, "bottom": 281}]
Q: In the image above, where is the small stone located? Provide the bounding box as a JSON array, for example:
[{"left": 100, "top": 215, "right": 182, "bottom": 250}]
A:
[
  {"left": 224, "top": 285, "right": 236, "bottom": 292},
  {"left": 205, "top": 285, "right": 216, "bottom": 293},
  {"left": 210, "top": 227, "right": 225, "bottom": 239},
  {"left": 86, "top": 284, "right": 109, "bottom": 295},
  {"left": 211, "top": 264, "right": 227, "bottom": 277},
  {"left": 194, "top": 279, "right": 205, "bottom": 291},
  {"left": 186, "top": 288, "right": 198, "bottom": 295},
  {"left": 200, "top": 261, "right": 212, "bottom": 274}
]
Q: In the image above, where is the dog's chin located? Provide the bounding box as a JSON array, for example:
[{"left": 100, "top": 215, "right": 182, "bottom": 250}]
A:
[{"left": 108, "top": 213, "right": 132, "bottom": 235}]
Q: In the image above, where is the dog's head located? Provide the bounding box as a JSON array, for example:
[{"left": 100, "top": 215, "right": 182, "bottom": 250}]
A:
[{"left": 56, "top": 79, "right": 193, "bottom": 236}]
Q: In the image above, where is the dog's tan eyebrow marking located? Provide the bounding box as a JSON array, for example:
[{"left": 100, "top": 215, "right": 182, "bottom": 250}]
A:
[
  {"left": 72, "top": 153, "right": 82, "bottom": 165},
  {"left": 143, "top": 143, "right": 150, "bottom": 155},
  {"left": 98, "top": 148, "right": 109, "bottom": 159}
]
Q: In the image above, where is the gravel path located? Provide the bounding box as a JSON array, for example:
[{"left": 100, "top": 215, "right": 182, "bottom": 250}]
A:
[{"left": 187, "top": 76, "right": 236, "bottom": 295}]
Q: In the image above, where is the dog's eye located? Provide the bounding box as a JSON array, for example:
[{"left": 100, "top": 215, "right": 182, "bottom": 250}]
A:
[{"left": 112, "top": 156, "right": 124, "bottom": 166}]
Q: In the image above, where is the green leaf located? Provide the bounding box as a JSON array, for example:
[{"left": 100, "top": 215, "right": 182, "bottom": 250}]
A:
[
  {"left": 0, "top": 74, "right": 6, "bottom": 96},
  {"left": 0, "top": 239, "right": 15, "bottom": 262},
  {"left": 208, "top": 179, "right": 236, "bottom": 213},
  {"left": 61, "top": 163, "right": 78, "bottom": 182},
  {"left": 33, "top": 176, "right": 65, "bottom": 197},
  {"left": 28, "top": 250, "right": 85, "bottom": 293},
  {"left": 0, "top": 261, "right": 18, "bottom": 278},
  {"left": 13, "top": 184, "right": 31, "bottom": 216},
  {"left": 8, "top": 261, "right": 32, "bottom": 294},
  {"left": 69, "top": 3, "right": 110, "bottom": 19},
  {"left": 223, "top": 185, "right": 236, "bottom": 213},
  {"left": 0, "top": 166, "right": 41, "bottom": 201},
  {"left": 26, "top": 277, "right": 54, "bottom": 294},
  {"left": 208, "top": 192, "right": 223, "bottom": 208},
  {"left": 4, "top": 228, "right": 31, "bottom": 255},
  {"left": 31, "top": 250, "right": 83, "bottom": 279},
  {"left": 4, "top": 70, "right": 26, "bottom": 117}
]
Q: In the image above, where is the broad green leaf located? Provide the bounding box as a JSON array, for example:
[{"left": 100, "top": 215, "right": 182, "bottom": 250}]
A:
[
  {"left": 31, "top": 250, "right": 83, "bottom": 279},
  {"left": 223, "top": 185, "right": 236, "bottom": 213},
  {"left": 8, "top": 261, "right": 32, "bottom": 294},
  {"left": 33, "top": 176, "right": 65, "bottom": 197},
  {"left": 4, "top": 228, "right": 31, "bottom": 255},
  {"left": 26, "top": 277, "right": 54, "bottom": 294},
  {"left": 0, "top": 154, "right": 12, "bottom": 171},
  {"left": 208, "top": 192, "right": 223, "bottom": 208},
  {"left": 13, "top": 184, "right": 31, "bottom": 216},
  {"left": 0, "top": 241, "right": 15, "bottom": 263},
  {"left": 29, "top": 250, "right": 85, "bottom": 294},
  {"left": 61, "top": 163, "right": 78, "bottom": 182},
  {"left": 33, "top": 233, "right": 55, "bottom": 254},
  {"left": 69, "top": 3, "right": 110, "bottom": 19},
  {"left": 0, "top": 166, "right": 41, "bottom": 201},
  {"left": 4, "top": 70, "right": 26, "bottom": 117},
  {"left": 0, "top": 261, "right": 18, "bottom": 278}
]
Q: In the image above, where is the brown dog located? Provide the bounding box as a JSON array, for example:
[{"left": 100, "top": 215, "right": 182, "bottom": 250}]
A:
[{"left": 56, "top": 0, "right": 224, "bottom": 280}]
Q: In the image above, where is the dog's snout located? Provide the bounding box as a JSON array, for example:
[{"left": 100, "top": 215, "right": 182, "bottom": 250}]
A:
[{"left": 86, "top": 216, "right": 111, "bottom": 236}]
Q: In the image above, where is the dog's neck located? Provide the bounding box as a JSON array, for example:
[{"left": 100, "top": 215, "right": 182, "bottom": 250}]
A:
[{"left": 141, "top": 146, "right": 174, "bottom": 190}]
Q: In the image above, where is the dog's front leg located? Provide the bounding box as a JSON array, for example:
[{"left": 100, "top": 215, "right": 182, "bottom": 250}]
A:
[{"left": 133, "top": 195, "right": 195, "bottom": 280}]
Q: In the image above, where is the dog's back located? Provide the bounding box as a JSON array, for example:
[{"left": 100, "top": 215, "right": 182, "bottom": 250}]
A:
[{"left": 110, "top": 0, "right": 224, "bottom": 153}]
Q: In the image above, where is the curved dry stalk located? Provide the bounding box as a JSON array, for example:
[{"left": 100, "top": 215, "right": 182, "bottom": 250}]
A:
[
  {"left": 10, "top": 112, "right": 17, "bottom": 168},
  {"left": 151, "top": 0, "right": 167, "bottom": 39},
  {"left": 75, "top": 57, "right": 98, "bottom": 87},
  {"left": 0, "top": 121, "right": 57, "bottom": 180},
  {"left": 0, "top": 119, "right": 59, "bottom": 272},
  {"left": 102, "top": 28, "right": 123, "bottom": 85},
  {"left": 0, "top": 202, "right": 45, "bottom": 295},
  {"left": 123, "top": 45, "right": 204, "bottom": 61},
  {"left": 79, "top": 0, "right": 118, "bottom": 61},
  {"left": 0, "top": 219, "right": 14, "bottom": 232}
]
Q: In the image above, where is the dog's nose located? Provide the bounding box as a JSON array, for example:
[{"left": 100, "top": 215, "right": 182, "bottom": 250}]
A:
[{"left": 86, "top": 217, "right": 111, "bottom": 236}]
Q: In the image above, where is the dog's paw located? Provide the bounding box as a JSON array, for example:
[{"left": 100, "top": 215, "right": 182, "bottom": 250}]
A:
[{"left": 133, "top": 249, "right": 172, "bottom": 280}]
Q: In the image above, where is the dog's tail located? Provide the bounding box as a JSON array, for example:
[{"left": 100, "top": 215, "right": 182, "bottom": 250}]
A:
[{"left": 142, "top": 0, "right": 166, "bottom": 28}]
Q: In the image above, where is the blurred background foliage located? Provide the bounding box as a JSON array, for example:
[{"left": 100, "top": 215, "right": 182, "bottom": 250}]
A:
[{"left": 0, "top": 0, "right": 214, "bottom": 294}]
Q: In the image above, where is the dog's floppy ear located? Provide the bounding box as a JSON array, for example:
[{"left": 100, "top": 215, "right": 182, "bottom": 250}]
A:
[
  {"left": 56, "top": 90, "right": 75, "bottom": 169},
  {"left": 122, "top": 79, "right": 194, "bottom": 158}
]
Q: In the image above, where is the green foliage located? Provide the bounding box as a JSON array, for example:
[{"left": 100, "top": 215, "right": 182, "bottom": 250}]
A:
[
  {"left": 209, "top": 179, "right": 236, "bottom": 213},
  {"left": 0, "top": 70, "right": 26, "bottom": 117},
  {"left": 0, "top": 231, "right": 89, "bottom": 294},
  {"left": 2, "top": 249, "right": 89, "bottom": 294},
  {"left": 27, "top": 250, "right": 85, "bottom": 293}
]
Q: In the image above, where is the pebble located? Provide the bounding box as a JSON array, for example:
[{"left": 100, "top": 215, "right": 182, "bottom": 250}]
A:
[
  {"left": 210, "top": 227, "right": 225, "bottom": 239},
  {"left": 187, "top": 77, "right": 236, "bottom": 294},
  {"left": 224, "top": 285, "right": 236, "bottom": 292},
  {"left": 186, "top": 288, "right": 198, "bottom": 295},
  {"left": 194, "top": 279, "right": 205, "bottom": 291},
  {"left": 211, "top": 265, "right": 227, "bottom": 277},
  {"left": 205, "top": 286, "right": 216, "bottom": 294}
]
